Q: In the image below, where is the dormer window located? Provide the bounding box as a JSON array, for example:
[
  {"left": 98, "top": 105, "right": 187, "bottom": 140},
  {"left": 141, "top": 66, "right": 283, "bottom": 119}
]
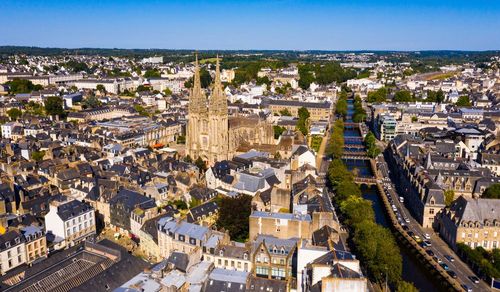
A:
[
  {"left": 243, "top": 253, "right": 248, "bottom": 260},
  {"left": 219, "top": 250, "right": 224, "bottom": 257},
  {"left": 5, "top": 242, "right": 10, "bottom": 248},
  {"left": 15, "top": 238, "right": 20, "bottom": 244},
  {"left": 281, "top": 248, "right": 285, "bottom": 254}
]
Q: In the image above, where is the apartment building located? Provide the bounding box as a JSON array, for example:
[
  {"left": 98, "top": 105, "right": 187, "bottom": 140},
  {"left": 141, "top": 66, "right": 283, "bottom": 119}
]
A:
[
  {"left": 439, "top": 197, "right": 500, "bottom": 250},
  {"left": 44, "top": 198, "right": 96, "bottom": 250}
]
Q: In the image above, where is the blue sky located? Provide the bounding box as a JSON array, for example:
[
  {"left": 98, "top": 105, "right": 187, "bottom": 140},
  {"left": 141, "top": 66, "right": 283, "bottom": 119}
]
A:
[{"left": 0, "top": 0, "right": 499, "bottom": 50}]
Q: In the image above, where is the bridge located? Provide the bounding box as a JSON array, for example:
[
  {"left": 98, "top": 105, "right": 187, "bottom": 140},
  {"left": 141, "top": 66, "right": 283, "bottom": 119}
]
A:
[
  {"left": 344, "top": 144, "right": 365, "bottom": 149},
  {"left": 342, "top": 150, "right": 367, "bottom": 157},
  {"left": 353, "top": 176, "right": 377, "bottom": 185},
  {"left": 344, "top": 122, "right": 361, "bottom": 127},
  {"left": 342, "top": 154, "right": 370, "bottom": 160},
  {"left": 344, "top": 136, "right": 363, "bottom": 141}
]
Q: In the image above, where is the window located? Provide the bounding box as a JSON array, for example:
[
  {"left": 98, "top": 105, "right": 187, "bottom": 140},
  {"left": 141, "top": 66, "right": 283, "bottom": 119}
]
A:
[
  {"left": 218, "top": 259, "right": 222, "bottom": 265},
  {"left": 429, "top": 208, "right": 434, "bottom": 215},
  {"left": 256, "top": 266, "right": 268, "bottom": 276},
  {"left": 493, "top": 241, "right": 498, "bottom": 249},
  {"left": 461, "top": 232, "right": 465, "bottom": 238}
]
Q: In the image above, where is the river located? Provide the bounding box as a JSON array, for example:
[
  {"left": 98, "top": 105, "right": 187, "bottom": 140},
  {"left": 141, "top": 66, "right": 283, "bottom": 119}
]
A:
[{"left": 341, "top": 99, "right": 439, "bottom": 291}]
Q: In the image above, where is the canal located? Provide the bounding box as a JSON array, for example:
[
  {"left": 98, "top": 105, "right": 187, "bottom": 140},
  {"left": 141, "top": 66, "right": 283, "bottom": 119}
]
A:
[{"left": 342, "top": 99, "right": 439, "bottom": 291}]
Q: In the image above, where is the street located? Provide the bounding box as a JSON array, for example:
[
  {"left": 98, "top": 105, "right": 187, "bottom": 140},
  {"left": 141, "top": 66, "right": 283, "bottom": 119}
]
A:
[{"left": 376, "top": 156, "right": 491, "bottom": 292}]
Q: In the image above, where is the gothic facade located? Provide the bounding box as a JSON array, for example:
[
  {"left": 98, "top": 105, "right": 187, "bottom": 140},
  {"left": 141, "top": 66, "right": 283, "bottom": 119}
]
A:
[
  {"left": 186, "top": 55, "right": 274, "bottom": 165},
  {"left": 186, "top": 55, "right": 229, "bottom": 165}
]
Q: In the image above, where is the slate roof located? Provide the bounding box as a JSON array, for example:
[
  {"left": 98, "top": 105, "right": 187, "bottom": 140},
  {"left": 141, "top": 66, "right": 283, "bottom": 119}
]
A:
[
  {"left": 187, "top": 201, "right": 218, "bottom": 223},
  {"left": 449, "top": 196, "right": 500, "bottom": 226},
  {"left": 54, "top": 198, "right": 93, "bottom": 221}
]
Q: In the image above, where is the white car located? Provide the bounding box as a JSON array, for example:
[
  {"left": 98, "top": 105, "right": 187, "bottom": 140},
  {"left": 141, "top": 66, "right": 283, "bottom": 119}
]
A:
[{"left": 424, "top": 233, "right": 431, "bottom": 240}]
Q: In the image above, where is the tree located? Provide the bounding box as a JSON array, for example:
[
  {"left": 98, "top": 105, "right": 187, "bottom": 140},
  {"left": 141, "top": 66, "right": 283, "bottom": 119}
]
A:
[
  {"left": 184, "top": 68, "right": 212, "bottom": 88},
  {"left": 353, "top": 221, "right": 402, "bottom": 285},
  {"left": 216, "top": 195, "right": 252, "bottom": 242},
  {"left": 195, "top": 157, "right": 207, "bottom": 172},
  {"left": 134, "top": 104, "right": 150, "bottom": 117},
  {"left": 336, "top": 92, "right": 348, "bottom": 117},
  {"left": 171, "top": 199, "right": 188, "bottom": 210},
  {"left": 82, "top": 95, "right": 101, "bottom": 109},
  {"left": 273, "top": 125, "right": 286, "bottom": 139},
  {"left": 328, "top": 159, "right": 353, "bottom": 186},
  {"left": 143, "top": 69, "right": 161, "bottom": 78},
  {"left": 136, "top": 85, "right": 150, "bottom": 92},
  {"left": 279, "top": 109, "right": 292, "bottom": 116},
  {"left": 256, "top": 76, "right": 271, "bottom": 86},
  {"left": 456, "top": 96, "right": 471, "bottom": 107},
  {"left": 483, "top": 183, "right": 500, "bottom": 199},
  {"left": 444, "top": 190, "right": 455, "bottom": 206},
  {"left": 31, "top": 150, "right": 46, "bottom": 162},
  {"left": 6, "top": 79, "right": 43, "bottom": 94},
  {"left": 6, "top": 108, "right": 22, "bottom": 120},
  {"left": 339, "top": 196, "right": 375, "bottom": 225},
  {"left": 397, "top": 281, "right": 418, "bottom": 292},
  {"left": 296, "top": 107, "right": 310, "bottom": 136},
  {"left": 336, "top": 180, "right": 362, "bottom": 202},
  {"left": 189, "top": 198, "right": 201, "bottom": 208},
  {"left": 44, "top": 96, "right": 65, "bottom": 117},
  {"left": 96, "top": 84, "right": 106, "bottom": 94},
  {"left": 298, "top": 65, "right": 315, "bottom": 90},
  {"left": 367, "top": 87, "right": 388, "bottom": 103},
  {"left": 393, "top": 90, "right": 413, "bottom": 102},
  {"left": 184, "top": 155, "right": 193, "bottom": 163},
  {"left": 163, "top": 87, "right": 172, "bottom": 96}
]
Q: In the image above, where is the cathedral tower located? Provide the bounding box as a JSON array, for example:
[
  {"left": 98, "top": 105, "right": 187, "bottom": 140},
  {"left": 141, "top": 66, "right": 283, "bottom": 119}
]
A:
[{"left": 186, "top": 53, "right": 229, "bottom": 165}]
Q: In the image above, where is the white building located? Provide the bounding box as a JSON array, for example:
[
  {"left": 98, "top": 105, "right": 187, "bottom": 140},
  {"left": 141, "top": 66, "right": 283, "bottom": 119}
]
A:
[
  {"left": 44, "top": 198, "right": 96, "bottom": 250},
  {"left": 1, "top": 122, "right": 21, "bottom": 139},
  {"left": 0, "top": 230, "right": 27, "bottom": 275}
]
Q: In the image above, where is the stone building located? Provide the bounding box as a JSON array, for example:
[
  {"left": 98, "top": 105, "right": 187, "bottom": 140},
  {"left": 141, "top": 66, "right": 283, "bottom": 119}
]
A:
[
  {"left": 186, "top": 55, "right": 273, "bottom": 166},
  {"left": 438, "top": 196, "right": 500, "bottom": 250}
]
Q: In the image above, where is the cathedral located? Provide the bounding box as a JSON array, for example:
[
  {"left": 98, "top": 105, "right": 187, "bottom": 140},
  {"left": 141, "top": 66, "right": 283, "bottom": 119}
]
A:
[{"left": 186, "top": 54, "right": 274, "bottom": 165}]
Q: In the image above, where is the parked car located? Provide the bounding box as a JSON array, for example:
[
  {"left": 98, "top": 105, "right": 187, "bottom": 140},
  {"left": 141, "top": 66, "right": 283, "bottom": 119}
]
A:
[
  {"left": 468, "top": 276, "right": 479, "bottom": 284},
  {"left": 399, "top": 196, "right": 404, "bottom": 203},
  {"left": 447, "top": 270, "right": 457, "bottom": 278},
  {"left": 433, "top": 256, "right": 442, "bottom": 264},
  {"left": 426, "top": 250, "right": 435, "bottom": 257},
  {"left": 424, "top": 233, "right": 431, "bottom": 240},
  {"left": 407, "top": 231, "right": 414, "bottom": 237},
  {"left": 444, "top": 255, "right": 455, "bottom": 262},
  {"left": 422, "top": 240, "right": 432, "bottom": 247},
  {"left": 402, "top": 225, "right": 409, "bottom": 231},
  {"left": 461, "top": 284, "right": 472, "bottom": 292},
  {"left": 404, "top": 217, "right": 410, "bottom": 223},
  {"left": 413, "top": 235, "right": 422, "bottom": 243},
  {"left": 440, "top": 263, "right": 449, "bottom": 270}
]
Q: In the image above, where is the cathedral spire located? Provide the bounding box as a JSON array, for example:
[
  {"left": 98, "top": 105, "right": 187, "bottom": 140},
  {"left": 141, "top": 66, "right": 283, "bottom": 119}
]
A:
[
  {"left": 210, "top": 54, "right": 226, "bottom": 113},
  {"left": 189, "top": 51, "right": 206, "bottom": 113}
]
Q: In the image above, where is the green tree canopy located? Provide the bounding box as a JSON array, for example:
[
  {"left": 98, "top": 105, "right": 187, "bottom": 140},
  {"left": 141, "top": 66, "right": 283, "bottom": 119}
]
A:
[
  {"left": 339, "top": 196, "right": 375, "bottom": 225},
  {"left": 456, "top": 95, "right": 471, "bottom": 107},
  {"left": 96, "top": 84, "right": 106, "bottom": 93},
  {"left": 397, "top": 281, "right": 418, "bottom": 292},
  {"left": 6, "top": 108, "right": 22, "bottom": 120},
  {"left": 82, "top": 95, "right": 102, "bottom": 109},
  {"left": 44, "top": 96, "right": 65, "bottom": 117},
  {"left": 216, "top": 195, "right": 252, "bottom": 242},
  {"left": 144, "top": 69, "right": 161, "bottom": 78},
  {"left": 273, "top": 125, "right": 286, "bottom": 139},
  {"left": 393, "top": 90, "right": 413, "bottom": 102},
  {"left": 353, "top": 221, "right": 403, "bottom": 285},
  {"left": 296, "top": 107, "right": 310, "bottom": 135},
  {"left": 444, "top": 190, "right": 455, "bottom": 206},
  {"left": 367, "top": 87, "right": 388, "bottom": 103},
  {"left": 483, "top": 183, "right": 500, "bottom": 199},
  {"left": 31, "top": 150, "right": 46, "bottom": 162},
  {"left": 184, "top": 68, "right": 212, "bottom": 88},
  {"left": 279, "top": 108, "right": 292, "bottom": 116},
  {"left": 6, "top": 79, "right": 43, "bottom": 94}
]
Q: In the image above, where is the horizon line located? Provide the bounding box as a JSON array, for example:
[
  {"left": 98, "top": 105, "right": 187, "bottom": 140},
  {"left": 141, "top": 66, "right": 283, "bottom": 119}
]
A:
[{"left": 1, "top": 45, "right": 499, "bottom": 53}]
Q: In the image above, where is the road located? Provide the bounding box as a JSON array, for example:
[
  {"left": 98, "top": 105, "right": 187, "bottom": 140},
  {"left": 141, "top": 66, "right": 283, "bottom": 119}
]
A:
[{"left": 376, "top": 156, "right": 491, "bottom": 292}]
